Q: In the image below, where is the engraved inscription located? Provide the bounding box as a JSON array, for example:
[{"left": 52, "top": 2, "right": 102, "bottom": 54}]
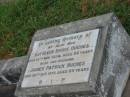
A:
[{"left": 21, "top": 29, "right": 99, "bottom": 88}]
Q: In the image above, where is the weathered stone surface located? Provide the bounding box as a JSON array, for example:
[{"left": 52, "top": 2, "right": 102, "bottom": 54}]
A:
[
  {"left": 122, "top": 77, "right": 130, "bottom": 97},
  {"left": 0, "top": 56, "right": 26, "bottom": 97},
  {"left": 99, "top": 15, "right": 130, "bottom": 97},
  {"left": 15, "top": 13, "right": 130, "bottom": 97},
  {"left": 0, "top": 56, "right": 26, "bottom": 84}
]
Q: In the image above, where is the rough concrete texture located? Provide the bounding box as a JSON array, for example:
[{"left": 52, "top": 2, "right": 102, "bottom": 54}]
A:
[
  {"left": 122, "top": 77, "right": 130, "bottom": 97},
  {"left": 0, "top": 56, "right": 26, "bottom": 97},
  {"left": 99, "top": 15, "right": 130, "bottom": 97},
  {"left": 0, "top": 13, "right": 129, "bottom": 97},
  {"left": 0, "top": 56, "right": 26, "bottom": 85}
]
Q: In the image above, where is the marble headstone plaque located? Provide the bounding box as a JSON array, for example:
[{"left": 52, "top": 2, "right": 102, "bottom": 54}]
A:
[{"left": 21, "top": 29, "right": 99, "bottom": 88}]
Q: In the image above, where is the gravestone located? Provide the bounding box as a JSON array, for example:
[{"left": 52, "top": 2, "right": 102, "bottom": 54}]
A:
[{"left": 15, "top": 13, "right": 130, "bottom": 97}]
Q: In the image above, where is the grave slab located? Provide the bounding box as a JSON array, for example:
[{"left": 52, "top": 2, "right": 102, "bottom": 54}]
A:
[{"left": 15, "top": 13, "right": 130, "bottom": 97}]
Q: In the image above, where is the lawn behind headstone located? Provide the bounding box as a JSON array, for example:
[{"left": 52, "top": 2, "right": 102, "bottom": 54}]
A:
[{"left": 0, "top": 0, "right": 130, "bottom": 59}]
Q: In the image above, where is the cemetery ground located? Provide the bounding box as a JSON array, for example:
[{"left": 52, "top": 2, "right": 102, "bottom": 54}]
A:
[{"left": 0, "top": 0, "right": 130, "bottom": 59}]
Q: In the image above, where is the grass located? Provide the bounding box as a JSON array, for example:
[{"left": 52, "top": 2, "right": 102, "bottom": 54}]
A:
[{"left": 0, "top": 0, "right": 130, "bottom": 59}]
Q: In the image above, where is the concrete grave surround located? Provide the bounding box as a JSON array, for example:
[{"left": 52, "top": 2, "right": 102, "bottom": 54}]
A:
[{"left": 0, "top": 13, "right": 129, "bottom": 97}]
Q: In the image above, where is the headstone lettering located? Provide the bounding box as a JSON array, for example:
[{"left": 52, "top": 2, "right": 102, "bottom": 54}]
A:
[{"left": 21, "top": 29, "right": 99, "bottom": 88}]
